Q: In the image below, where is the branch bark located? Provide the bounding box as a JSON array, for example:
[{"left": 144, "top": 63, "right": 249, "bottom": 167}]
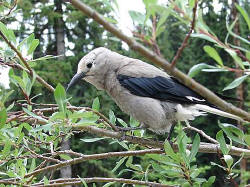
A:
[
  {"left": 25, "top": 149, "right": 164, "bottom": 178},
  {"left": 30, "top": 177, "right": 175, "bottom": 187},
  {"left": 73, "top": 125, "right": 250, "bottom": 158},
  {"left": 69, "top": 0, "right": 250, "bottom": 122}
]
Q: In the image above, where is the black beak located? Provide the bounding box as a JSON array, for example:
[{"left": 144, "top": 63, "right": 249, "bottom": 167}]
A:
[{"left": 66, "top": 72, "right": 86, "bottom": 92}]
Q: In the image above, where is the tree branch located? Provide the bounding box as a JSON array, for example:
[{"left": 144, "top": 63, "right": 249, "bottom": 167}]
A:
[
  {"left": 171, "top": 0, "right": 198, "bottom": 67},
  {"left": 25, "top": 149, "right": 164, "bottom": 178},
  {"left": 69, "top": 0, "right": 250, "bottom": 122},
  {"left": 73, "top": 125, "right": 250, "bottom": 157},
  {"left": 31, "top": 177, "right": 175, "bottom": 187},
  {"left": 184, "top": 124, "right": 218, "bottom": 144},
  {"left": 9, "top": 105, "right": 250, "bottom": 157},
  {"left": 0, "top": 35, "right": 55, "bottom": 92}
]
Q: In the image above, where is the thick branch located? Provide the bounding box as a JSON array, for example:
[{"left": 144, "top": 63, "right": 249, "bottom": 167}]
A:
[
  {"left": 73, "top": 125, "right": 250, "bottom": 158},
  {"left": 31, "top": 177, "right": 175, "bottom": 187},
  {"left": 69, "top": 0, "right": 250, "bottom": 122},
  {"left": 25, "top": 149, "right": 163, "bottom": 178}
]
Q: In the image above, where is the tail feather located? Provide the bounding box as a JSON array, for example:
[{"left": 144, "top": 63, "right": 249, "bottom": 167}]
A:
[{"left": 195, "top": 104, "right": 245, "bottom": 122}]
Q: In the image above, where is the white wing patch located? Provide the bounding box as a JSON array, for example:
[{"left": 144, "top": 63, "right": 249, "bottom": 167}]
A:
[{"left": 186, "top": 96, "right": 206, "bottom": 102}]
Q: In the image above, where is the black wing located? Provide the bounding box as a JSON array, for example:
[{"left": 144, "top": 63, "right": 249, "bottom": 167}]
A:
[{"left": 117, "top": 74, "right": 211, "bottom": 105}]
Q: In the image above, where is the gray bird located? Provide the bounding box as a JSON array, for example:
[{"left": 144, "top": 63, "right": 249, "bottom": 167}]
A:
[{"left": 67, "top": 47, "right": 244, "bottom": 135}]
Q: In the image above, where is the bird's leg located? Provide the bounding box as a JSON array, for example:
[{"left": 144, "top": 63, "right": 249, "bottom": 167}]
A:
[
  {"left": 117, "top": 124, "right": 145, "bottom": 142},
  {"left": 118, "top": 131, "right": 126, "bottom": 141},
  {"left": 116, "top": 126, "right": 144, "bottom": 132},
  {"left": 184, "top": 120, "right": 191, "bottom": 127},
  {"left": 167, "top": 123, "right": 176, "bottom": 146}
]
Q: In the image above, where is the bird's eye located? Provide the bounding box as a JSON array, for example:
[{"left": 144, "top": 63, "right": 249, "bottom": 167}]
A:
[{"left": 87, "top": 63, "right": 92, "bottom": 68}]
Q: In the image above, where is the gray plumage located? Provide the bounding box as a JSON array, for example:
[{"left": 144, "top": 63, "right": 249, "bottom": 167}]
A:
[{"left": 67, "top": 47, "right": 244, "bottom": 134}]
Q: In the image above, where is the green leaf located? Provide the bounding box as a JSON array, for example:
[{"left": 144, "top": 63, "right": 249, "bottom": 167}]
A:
[
  {"left": 231, "top": 153, "right": 244, "bottom": 169},
  {"left": 190, "top": 168, "right": 200, "bottom": 178},
  {"left": 226, "top": 18, "right": 250, "bottom": 45},
  {"left": 43, "top": 176, "right": 49, "bottom": 185},
  {"left": 235, "top": 4, "right": 250, "bottom": 31},
  {"left": 0, "top": 108, "right": 7, "bottom": 128},
  {"left": 210, "top": 162, "right": 226, "bottom": 170},
  {"left": 9, "top": 69, "right": 25, "bottom": 89},
  {"left": 188, "top": 63, "right": 217, "bottom": 78},
  {"left": 76, "top": 112, "right": 99, "bottom": 125},
  {"left": 129, "top": 116, "right": 139, "bottom": 127},
  {"left": 0, "top": 22, "right": 16, "bottom": 43},
  {"left": 143, "top": 0, "right": 157, "bottom": 23},
  {"left": 156, "top": 7, "right": 171, "bottom": 36},
  {"left": 223, "top": 155, "right": 233, "bottom": 168},
  {"left": 28, "top": 158, "right": 36, "bottom": 173},
  {"left": 112, "top": 157, "right": 127, "bottom": 173},
  {"left": 191, "top": 33, "right": 218, "bottom": 44},
  {"left": 80, "top": 137, "right": 106, "bottom": 143},
  {"left": 109, "top": 110, "right": 116, "bottom": 125},
  {"left": 28, "top": 39, "right": 39, "bottom": 55},
  {"left": 203, "top": 176, "right": 216, "bottom": 187},
  {"left": 225, "top": 49, "right": 244, "bottom": 69},
  {"left": 103, "top": 182, "right": 116, "bottom": 187},
  {"left": 78, "top": 176, "right": 88, "bottom": 187},
  {"left": 117, "top": 118, "right": 128, "bottom": 127},
  {"left": 54, "top": 83, "right": 67, "bottom": 115},
  {"left": 31, "top": 124, "right": 53, "bottom": 132},
  {"left": 2, "top": 139, "right": 11, "bottom": 157},
  {"left": 23, "top": 107, "right": 49, "bottom": 123},
  {"left": 223, "top": 75, "right": 248, "bottom": 91},
  {"left": 244, "top": 135, "right": 250, "bottom": 146},
  {"left": 203, "top": 45, "right": 223, "bottom": 66},
  {"left": 189, "top": 134, "right": 200, "bottom": 163},
  {"left": 202, "top": 68, "right": 228, "bottom": 72},
  {"left": 216, "top": 130, "right": 229, "bottom": 155},
  {"left": 59, "top": 154, "right": 72, "bottom": 160},
  {"left": 164, "top": 140, "right": 180, "bottom": 163},
  {"left": 92, "top": 97, "right": 100, "bottom": 111},
  {"left": 104, "top": 17, "right": 118, "bottom": 24},
  {"left": 129, "top": 10, "right": 146, "bottom": 25},
  {"left": 0, "top": 22, "right": 9, "bottom": 38},
  {"left": 189, "top": 0, "right": 195, "bottom": 9},
  {"left": 18, "top": 33, "right": 35, "bottom": 57},
  {"left": 30, "top": 55, "right": 61, "bottom": 62},
  {"left": 219, "top": 123, "right": 246, "bottom": 145}
]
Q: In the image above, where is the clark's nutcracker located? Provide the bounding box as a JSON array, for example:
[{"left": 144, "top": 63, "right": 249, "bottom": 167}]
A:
[{"left": 67, "top": 47, "right": 244, "bottom": 135}]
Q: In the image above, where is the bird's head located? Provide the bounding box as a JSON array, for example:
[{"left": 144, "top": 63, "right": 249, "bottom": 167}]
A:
[{"left": 66, "top": 47, "right": 111, "bottom": 91}]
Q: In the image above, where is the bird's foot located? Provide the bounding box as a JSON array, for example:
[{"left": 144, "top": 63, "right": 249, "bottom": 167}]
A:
[
  {"left": 117, "top": 126, "right": 144, "bottom": 141},
  {"left": 118, "top": 131, "right": 126, "bottom": 141},
  {"left": 116, "top": 126, "right": 143, "bottom": 132}
]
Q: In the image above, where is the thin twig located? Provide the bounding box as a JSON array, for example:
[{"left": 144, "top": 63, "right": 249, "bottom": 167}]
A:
[
  {"left": 0, "top": 0, "right": 17, "bottom": 20},
  {"left": 0, "top": 41, "right": 55, "bottom": 92},
  {"left": 184, "top": 124, "right": 218, "bottom": 144},
  {"left": 0, "top": 180, "right": 29, "bottom": 187},
  {"left": 171, "top": 0, "right": 198, "bottom": 68}
]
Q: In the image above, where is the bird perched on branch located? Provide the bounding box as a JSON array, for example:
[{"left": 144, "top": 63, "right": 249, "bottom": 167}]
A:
[{"left": 67, "top": 47, "right": 244, "bottom": 135}]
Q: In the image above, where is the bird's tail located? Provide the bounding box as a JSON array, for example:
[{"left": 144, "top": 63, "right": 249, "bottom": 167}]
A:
[{"left": 194, "top": 104, "right": 245, "bottom": 122}]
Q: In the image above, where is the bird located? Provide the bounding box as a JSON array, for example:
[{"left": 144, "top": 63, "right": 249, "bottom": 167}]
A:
[{"left": 67, "top": 47, "right": 244, "bottom": 135}]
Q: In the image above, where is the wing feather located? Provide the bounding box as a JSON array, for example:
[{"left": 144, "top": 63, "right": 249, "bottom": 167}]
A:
[{"left": 117, "top": 75, "right": 211, "bottom": 105}]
